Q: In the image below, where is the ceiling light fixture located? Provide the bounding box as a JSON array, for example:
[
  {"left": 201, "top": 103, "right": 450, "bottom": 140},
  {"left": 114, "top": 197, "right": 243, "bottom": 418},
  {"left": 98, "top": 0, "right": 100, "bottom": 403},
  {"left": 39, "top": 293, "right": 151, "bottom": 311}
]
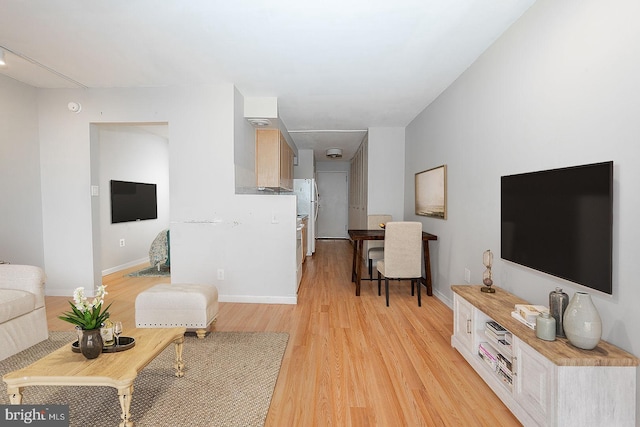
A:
[
  {"left": 0, "top": 49, "right": 6, "bottom": 67},
  {"left": 326, "top": 148, "right": 343, "bottom": 159},
  {"left": 247, "top": 118, "right": 272, "bottom": 127}
]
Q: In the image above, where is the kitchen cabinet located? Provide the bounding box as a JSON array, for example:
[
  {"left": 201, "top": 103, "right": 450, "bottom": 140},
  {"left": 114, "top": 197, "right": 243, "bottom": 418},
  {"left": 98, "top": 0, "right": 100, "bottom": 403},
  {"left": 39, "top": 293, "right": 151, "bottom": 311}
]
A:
[
  {"left": 451, "top": 285, "right": 638, "bottom": 426},
  {"left": 296, "top": 218, "right": 303, "bottom": 290},
  {"left": 256, "top": 129, "right": 294, "bottom": 191},
  {"left": 301, "top": 217, "right": 308, "bottom": 263}
]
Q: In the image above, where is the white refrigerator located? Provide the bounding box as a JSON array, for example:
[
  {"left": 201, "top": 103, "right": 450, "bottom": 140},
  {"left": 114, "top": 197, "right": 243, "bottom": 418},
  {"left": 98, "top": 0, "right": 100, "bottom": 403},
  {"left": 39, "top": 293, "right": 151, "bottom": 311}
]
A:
[{"left": 293, "top": 178, "right": 318, "bottom": 256}]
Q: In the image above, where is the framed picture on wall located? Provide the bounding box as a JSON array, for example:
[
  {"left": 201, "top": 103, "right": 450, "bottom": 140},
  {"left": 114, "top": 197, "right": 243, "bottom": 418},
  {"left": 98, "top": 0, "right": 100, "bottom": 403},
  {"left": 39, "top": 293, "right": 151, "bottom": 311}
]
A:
[{"left": 415, "top": 164, "right": 447, "bottom": 219}]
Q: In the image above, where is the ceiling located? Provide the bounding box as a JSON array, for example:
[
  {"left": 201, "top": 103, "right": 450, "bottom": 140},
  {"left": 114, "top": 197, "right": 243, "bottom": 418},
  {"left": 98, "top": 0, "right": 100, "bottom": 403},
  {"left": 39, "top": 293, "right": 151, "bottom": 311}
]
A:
[{"left": 0, "top": 0, "right": 535, "bottom": 161}]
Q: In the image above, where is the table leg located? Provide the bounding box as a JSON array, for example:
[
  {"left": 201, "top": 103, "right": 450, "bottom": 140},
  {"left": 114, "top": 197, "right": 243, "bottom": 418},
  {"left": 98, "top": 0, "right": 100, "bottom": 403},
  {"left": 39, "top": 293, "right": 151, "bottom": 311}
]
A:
[
  {"left": 117, "top": 385, "right": 134, "bottom": 427},
  {"left": 7, "top": 387, "right": 23, "bottom": 404},
  {"left": 422, "top": 240, "right": 433, "bottom": 296},
  {"left": 355, "top": 240, "right": 363, "bottom": 296},
  {"left": 351, "top": 239, "right": 357, "bottom": 282},
  {"left": 174, "top": 336, "right": 185, "bottom": 378}
]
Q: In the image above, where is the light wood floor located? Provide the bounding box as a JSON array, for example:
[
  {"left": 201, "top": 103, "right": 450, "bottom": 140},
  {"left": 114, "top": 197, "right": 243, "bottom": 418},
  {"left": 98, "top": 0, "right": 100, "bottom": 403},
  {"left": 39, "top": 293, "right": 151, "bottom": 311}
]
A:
[{"left": 45, "top": 239, "right": 520, "bottom": 426}]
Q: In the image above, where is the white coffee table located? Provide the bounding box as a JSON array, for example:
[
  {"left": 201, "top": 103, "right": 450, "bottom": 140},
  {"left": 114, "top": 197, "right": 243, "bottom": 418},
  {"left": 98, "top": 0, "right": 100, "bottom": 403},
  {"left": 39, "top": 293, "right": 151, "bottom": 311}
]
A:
[{"left": 3, "top": 327, "right": 186, "bottom": 427}]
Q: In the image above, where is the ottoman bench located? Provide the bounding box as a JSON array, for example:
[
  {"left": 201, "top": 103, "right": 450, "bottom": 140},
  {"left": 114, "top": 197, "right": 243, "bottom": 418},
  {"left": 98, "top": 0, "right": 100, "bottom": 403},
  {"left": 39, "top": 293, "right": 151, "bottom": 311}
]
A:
[{"left": 135, "top": 283, "right": 219, "bottom": 339}]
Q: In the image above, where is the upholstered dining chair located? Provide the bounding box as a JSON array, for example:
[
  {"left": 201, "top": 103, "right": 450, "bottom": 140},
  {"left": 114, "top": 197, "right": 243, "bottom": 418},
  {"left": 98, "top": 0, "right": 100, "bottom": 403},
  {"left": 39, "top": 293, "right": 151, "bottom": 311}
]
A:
[
  {"left": 376, "top": 221, "right": 423, "bottom": 306},
  {"left": 367, "top": 214, "right": 392, "bottom": 278}
]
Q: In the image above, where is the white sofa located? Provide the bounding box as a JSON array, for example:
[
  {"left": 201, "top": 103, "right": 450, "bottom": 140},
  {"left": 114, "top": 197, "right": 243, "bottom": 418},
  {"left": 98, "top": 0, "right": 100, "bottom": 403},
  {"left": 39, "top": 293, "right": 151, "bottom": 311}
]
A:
[{"left": 0, "top": 264, "right": 49, "bottom": 361}]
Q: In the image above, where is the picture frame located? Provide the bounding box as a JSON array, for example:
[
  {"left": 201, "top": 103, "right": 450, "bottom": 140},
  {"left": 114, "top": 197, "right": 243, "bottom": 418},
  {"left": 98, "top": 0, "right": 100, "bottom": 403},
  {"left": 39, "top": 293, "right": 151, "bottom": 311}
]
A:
[{"left": 415, "top": 164, "right": 447, "bottom": 219}]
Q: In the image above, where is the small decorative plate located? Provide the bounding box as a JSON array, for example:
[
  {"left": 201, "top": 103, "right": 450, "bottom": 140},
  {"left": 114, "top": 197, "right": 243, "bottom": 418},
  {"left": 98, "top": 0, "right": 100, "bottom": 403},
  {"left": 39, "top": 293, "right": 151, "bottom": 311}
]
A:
[{"left": 71, "top": 336, "right": 136, "bottom": 353}]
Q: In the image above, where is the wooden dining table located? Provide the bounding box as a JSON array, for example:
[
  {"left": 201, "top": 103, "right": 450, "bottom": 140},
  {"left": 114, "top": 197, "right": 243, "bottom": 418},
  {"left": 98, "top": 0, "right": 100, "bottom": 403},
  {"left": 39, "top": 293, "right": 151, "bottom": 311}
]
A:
[{"left": 348, "top": 229, "right": 438, "bottom": 297}]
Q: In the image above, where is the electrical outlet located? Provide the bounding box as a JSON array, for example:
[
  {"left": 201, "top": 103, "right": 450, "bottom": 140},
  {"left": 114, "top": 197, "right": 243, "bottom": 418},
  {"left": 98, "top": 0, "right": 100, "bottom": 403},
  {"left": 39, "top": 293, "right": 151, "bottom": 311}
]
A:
[
  {"left": 119, "top": 238, "right": 125, "bottom": 247},
  {"left": 464, "top": 268, "right": 471, "bottom": 283},
  {"left": 217, "top": 269, "right": 224, "bottom": 280}
]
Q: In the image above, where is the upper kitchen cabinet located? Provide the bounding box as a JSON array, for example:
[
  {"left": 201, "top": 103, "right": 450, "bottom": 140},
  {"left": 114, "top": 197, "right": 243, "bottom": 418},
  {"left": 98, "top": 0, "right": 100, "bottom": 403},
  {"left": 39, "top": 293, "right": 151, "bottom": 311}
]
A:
[{"left": 256, "top": 128, "right": 294, "bottom": 191}]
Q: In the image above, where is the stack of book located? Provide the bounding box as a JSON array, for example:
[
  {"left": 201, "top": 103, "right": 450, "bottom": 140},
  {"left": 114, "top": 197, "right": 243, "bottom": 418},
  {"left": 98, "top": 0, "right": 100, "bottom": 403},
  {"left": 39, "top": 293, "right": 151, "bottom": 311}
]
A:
[
  {"left": 480, "top": 321, "right": 514, "bottom": 387},
  {"left": 496, "top": 353, "right": 513, "bottom": 386},
  {"left": 496, "top": 332, "right": 513, "bottom": 387},
  {"left": 485, "top": 320, "right": 507, "bottom": 343},
  {"left": 478, "top": 342, "right": 498, "bottom": 370},
  {"left": 510, "top": 304, "right": 549, "bottom": 330}
]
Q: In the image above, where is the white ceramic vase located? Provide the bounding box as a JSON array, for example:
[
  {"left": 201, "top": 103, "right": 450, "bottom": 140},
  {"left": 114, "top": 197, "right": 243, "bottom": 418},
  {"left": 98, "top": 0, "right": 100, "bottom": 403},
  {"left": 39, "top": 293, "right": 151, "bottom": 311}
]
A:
[{"left": 563, "top": 292, "right": 602, "bottom": 350}]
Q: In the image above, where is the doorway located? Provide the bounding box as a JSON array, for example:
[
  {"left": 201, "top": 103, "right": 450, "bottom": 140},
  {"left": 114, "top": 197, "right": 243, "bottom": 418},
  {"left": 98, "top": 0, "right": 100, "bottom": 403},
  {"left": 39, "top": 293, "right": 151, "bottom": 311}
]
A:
[
  {"left": 316, "top": 171, "right": 349, "bottom": 238},
  {"left": 90, "top": 123, "right": 170, "bottom": 285}
]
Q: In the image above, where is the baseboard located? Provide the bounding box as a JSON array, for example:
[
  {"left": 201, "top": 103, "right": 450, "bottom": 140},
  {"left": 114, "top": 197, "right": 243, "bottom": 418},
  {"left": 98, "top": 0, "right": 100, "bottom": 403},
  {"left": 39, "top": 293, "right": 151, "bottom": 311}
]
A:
[
  {"left": 101, "top": 257, "right": 148, "bottom": 276},
  {"left": 432, "top": 287, "right": 453, "bottom": 309},
  {"left": 218, "top": 295, "right": 297, "bottom": 304}
]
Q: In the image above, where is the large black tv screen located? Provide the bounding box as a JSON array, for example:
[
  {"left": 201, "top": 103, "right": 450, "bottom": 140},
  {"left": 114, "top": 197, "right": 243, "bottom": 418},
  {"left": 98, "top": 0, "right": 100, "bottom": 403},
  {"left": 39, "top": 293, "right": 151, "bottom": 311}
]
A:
[
  {"left": 110, "top": 180, "right": 158, "bottom": 224},
  {"left": 501, "top": 161, "right": 613, "bottom": 295}
]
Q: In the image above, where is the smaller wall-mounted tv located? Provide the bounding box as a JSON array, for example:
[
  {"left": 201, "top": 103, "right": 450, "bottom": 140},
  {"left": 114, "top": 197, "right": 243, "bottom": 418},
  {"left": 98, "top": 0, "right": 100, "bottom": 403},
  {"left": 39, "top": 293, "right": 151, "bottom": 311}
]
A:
[
  {"left": 110, "top": 180, "right": 158, "bottom": 224},
  {"left": 501, "top": 161, "right": 613, "bottom": 295}
]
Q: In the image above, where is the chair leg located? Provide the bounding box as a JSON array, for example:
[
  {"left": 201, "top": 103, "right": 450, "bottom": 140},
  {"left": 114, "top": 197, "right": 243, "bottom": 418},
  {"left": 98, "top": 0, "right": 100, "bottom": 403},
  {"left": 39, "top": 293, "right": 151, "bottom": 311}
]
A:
[
  {"left": 385, "top": 277, "right": 390, "bottom": 306},
  {"left": 417, "top": 277, "right": 422, "bottom": 307},
  {"left": 368, "top": 259, "right": 373, "bottom": 278},
  {"left": 411, "top": 279, "right": 415, "bottom": 296},
  {"left": 377, "top": 271, "right": 382, "bottom": 296}
]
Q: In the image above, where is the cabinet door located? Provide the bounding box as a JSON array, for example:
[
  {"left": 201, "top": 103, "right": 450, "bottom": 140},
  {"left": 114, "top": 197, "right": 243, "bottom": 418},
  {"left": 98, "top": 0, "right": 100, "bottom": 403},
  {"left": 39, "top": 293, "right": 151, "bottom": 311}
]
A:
[
  {"left": 256, "top": 129, "right": 280, "bottom": 188},
  {"left": 256, "top": 129, "right": 294, "bottom": 190},
  {"left": 513, "top": 338, "right": 554, "bottom": 426},
  {"left": 453, "top": 294, "right": 474, "bottom": 353},
  {"left": 279, "top": 134, "right": 293, "bottom": 190}
]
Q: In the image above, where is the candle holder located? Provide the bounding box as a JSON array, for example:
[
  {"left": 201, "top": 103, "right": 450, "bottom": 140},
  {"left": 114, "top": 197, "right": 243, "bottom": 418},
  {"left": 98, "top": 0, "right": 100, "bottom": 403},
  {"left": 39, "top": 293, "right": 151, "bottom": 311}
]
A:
[{"left": 481, "top": 249, "right": 495, "bottom": 293}]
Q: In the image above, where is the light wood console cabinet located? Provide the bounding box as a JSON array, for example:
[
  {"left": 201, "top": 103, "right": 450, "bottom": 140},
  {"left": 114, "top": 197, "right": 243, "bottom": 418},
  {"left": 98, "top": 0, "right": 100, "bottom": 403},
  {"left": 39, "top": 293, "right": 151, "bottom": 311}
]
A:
[
  {"left": 256, "top": 129, "right": 294, "bottom": 191},
  {"left": 451, "top": 285, "right": 638, "bottom": 427}
]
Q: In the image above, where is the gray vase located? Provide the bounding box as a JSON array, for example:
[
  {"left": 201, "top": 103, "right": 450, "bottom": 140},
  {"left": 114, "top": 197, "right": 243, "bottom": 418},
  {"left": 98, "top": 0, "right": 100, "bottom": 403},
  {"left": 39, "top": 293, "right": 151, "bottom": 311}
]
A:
[
  {"left": 563, "top": 292, "right": 602, "bottom": 350},
  {"left": 549, "top": 287, "right": 569, "bottom": 337},
  {"left": 79, "top": 328, "right": 103, "bottom": 359}
]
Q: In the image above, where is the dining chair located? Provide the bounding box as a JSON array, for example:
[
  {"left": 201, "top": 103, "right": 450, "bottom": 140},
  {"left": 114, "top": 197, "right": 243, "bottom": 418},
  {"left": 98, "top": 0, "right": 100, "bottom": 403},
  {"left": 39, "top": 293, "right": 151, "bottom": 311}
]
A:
[
  {"left": 376, "top": 221, "right": 423, "bottom": 306},
  {"left": 367, "top": 214, "right": 392, "bottom": 278}
]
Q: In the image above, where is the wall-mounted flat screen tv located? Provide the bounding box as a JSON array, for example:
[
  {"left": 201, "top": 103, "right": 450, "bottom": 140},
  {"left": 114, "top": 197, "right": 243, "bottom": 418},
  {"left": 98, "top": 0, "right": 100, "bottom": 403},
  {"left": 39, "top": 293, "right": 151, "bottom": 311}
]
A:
[
  {"left": 501, "top": 161, "right": 613, "bottom": 295},
  {"left": 110, "top": 180, "right": 158, "bottom": 224}
]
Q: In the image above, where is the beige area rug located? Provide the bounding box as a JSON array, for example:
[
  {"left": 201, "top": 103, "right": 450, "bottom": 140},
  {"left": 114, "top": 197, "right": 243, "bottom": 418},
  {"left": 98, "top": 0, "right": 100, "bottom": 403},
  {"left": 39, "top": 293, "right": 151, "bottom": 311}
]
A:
[{"left": 0, "top": 331, "right": 288, "bottom": 426}]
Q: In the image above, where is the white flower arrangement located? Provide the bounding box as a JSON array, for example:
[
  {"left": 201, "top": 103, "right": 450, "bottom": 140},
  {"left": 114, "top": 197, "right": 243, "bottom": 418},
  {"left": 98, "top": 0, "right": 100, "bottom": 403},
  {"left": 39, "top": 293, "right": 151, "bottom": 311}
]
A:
[{"left": 59, "top": 285, "right": 111, "bottom": 330}]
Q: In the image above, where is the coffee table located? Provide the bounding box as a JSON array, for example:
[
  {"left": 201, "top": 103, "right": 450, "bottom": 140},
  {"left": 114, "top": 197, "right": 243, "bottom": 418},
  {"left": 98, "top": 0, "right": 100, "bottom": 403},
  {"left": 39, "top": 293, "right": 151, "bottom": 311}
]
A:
[{"left": 2, "top": 327, "right": 186, "bottom": 427}]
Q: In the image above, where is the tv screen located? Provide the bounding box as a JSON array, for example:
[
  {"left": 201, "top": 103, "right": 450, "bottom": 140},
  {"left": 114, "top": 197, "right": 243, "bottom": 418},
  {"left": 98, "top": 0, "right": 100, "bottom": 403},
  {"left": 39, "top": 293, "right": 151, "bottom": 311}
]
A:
[
  {"left": 110, "top": 180, "right": 158, "bottom": 224},
  {"left": 501, "top": 161, "right": 613, "bottom": 295}
]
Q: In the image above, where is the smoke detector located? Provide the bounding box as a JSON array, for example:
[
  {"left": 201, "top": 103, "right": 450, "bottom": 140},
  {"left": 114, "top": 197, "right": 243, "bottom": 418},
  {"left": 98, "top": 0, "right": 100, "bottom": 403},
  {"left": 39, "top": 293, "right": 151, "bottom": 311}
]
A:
[
  {"left": 247, "top": 118, "right": 272, "bottom": 127},
  {"left": 326, "top": 148, "right": 343, "bottom": 158}
]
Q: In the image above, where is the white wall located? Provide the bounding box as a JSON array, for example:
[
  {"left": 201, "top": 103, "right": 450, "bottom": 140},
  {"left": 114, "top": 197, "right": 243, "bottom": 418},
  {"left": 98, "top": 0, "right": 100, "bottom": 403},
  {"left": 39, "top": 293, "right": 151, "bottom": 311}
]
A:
[
  {"left": 96, "top": 125, "right": 170, "bottom": 274},
  {"left": 405, "top": 0, "right": 640, "bottom": 415},
  {"left": 294, "top": 148, "right": 315, "bottom": 179},
  {"left": 316, "top": 160, "right": 350, "bottom": 173},
  {"left": 34, "top": 84, "right": 296, "bottom": 302},
  {"left": 0, "top": 76, "right": 44, "bottom": 267},
  {"left": 234, "top": 89, "right": 257, "bottom": 193},
  {"left": 367, "top": 127, "right": 405, "bottom": 221}
]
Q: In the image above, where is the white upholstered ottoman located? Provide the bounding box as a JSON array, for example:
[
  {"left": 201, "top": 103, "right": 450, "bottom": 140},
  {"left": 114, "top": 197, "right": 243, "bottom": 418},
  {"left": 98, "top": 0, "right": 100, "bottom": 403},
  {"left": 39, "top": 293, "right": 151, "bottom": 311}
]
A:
[{"left": 135, "top": 283, "right": 219, "bottom": 339}]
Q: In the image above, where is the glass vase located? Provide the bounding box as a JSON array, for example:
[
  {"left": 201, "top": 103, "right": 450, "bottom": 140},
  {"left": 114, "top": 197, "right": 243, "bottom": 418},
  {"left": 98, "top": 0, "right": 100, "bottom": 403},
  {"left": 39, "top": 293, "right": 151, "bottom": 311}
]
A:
[{"left": 563, "top": 292, "right": 602, "bottom": 350}]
